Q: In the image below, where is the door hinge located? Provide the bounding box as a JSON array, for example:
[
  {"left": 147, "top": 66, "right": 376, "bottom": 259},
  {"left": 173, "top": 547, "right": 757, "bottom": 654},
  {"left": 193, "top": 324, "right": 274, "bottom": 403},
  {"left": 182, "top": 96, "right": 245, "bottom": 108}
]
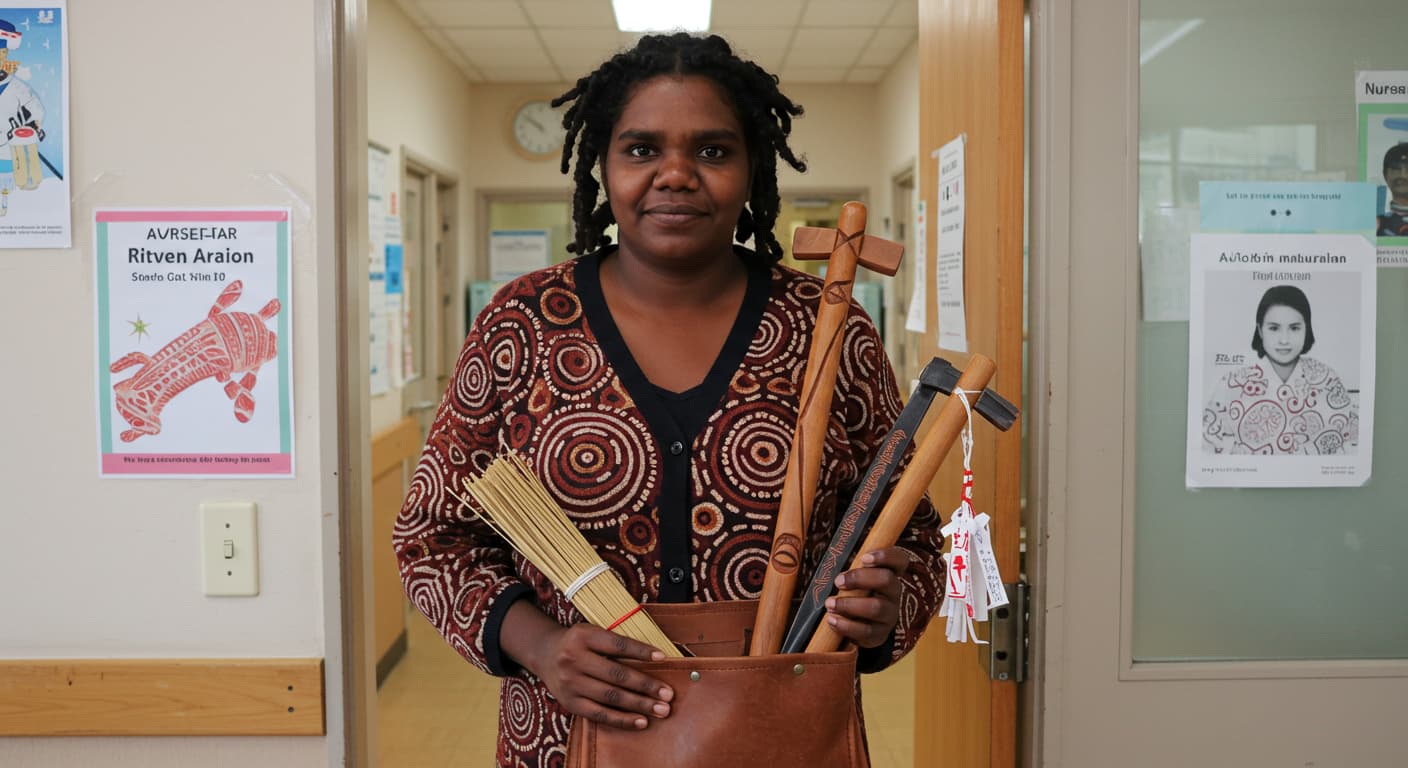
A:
[{"left": 980, "top": 580, "right": 1027, "bottom": 683}]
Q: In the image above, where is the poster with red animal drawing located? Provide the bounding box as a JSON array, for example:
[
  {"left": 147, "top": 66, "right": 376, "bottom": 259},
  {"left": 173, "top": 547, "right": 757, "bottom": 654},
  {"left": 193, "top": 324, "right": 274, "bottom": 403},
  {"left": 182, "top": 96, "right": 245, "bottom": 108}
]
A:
[
  {"left": 0, "top": 3, "right": 69, "bottom": 248},
  {"left": 95, "top": 208, "right": 293, "bottom": 477}
]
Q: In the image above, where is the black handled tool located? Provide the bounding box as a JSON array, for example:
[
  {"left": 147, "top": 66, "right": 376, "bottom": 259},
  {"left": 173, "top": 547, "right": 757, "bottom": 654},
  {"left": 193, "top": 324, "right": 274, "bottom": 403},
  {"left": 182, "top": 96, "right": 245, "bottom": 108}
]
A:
[{"left": 778, "top": 356, "right": 1018, "bottom": 654}]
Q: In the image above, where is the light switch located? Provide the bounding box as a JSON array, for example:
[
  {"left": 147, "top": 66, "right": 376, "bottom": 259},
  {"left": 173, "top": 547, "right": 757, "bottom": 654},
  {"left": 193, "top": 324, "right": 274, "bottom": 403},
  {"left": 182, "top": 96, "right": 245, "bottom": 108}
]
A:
[{"left": 201, "top": 502, "right": 259, "bottom": 596}]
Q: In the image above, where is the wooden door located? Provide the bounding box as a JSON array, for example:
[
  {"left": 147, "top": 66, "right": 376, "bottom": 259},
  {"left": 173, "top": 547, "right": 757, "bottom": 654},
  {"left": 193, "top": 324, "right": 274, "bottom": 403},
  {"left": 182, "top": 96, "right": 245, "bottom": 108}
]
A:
[{"left": 912, "top": 0, "right": 1026, "bottom": 766}]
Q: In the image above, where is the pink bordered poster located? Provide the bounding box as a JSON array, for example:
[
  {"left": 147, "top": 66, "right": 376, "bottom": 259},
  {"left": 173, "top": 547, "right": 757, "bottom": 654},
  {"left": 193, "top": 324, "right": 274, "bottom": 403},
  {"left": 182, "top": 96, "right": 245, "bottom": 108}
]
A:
[{"left": 94, "top": 208, "right": 293, "bottom": 477}]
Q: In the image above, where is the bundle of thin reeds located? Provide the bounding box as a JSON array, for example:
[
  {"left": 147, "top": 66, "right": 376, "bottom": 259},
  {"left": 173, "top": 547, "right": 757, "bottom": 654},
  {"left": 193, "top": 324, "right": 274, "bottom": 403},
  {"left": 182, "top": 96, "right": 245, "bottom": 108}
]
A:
[{"left": 456, "top": 452, "right": 682, "bottom": 658}]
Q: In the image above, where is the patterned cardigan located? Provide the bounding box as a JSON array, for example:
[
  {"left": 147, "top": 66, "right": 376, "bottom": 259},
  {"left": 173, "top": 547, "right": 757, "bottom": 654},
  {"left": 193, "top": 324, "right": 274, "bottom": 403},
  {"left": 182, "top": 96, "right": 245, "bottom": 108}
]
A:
[{"left": 394, "top": 247, "right": 946, "bottom": 767}]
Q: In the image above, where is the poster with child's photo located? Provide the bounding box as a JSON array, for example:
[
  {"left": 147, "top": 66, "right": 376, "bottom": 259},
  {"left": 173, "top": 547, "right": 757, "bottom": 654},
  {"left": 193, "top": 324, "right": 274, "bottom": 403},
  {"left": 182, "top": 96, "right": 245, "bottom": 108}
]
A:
[
  {"left": 1186, "top": 232, "right": 1376, "bottom": 488},
  {"left": 1357, "top": 70, "right": 1408, "bottom": 266}
]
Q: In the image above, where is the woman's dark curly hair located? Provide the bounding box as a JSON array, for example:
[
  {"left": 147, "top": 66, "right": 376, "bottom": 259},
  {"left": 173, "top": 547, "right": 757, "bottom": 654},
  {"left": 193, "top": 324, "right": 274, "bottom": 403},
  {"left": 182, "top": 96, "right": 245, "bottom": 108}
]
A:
[{"left": 552, "top": 33, "right": 807, "bottom": 262}]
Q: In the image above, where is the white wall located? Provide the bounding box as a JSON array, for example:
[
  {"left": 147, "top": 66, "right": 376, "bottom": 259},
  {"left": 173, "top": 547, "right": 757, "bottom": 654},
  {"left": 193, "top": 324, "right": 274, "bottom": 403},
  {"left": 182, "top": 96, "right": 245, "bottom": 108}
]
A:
[
  {"left": 870, "top": 42, "right": 922, "bottom": 234},
  {"left": 0, "top": 1, "right": 329, "bottom": 765}
]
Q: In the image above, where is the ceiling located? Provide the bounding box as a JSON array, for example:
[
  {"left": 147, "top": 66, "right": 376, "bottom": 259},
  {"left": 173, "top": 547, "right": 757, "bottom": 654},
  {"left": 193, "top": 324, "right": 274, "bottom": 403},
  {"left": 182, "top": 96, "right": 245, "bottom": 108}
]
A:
[{"left": 390, "top": 0, "right": 919, "bottom": 84}]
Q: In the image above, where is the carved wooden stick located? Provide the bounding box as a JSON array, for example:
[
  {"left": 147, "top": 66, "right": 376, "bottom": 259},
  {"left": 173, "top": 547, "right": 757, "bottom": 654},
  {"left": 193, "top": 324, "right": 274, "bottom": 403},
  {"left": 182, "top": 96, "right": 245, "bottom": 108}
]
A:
[
  {"left": 806, "top": 354, "right": 998, "bottom": 654},
  {"left": 750, "top": 201, "right": 903, "bottom": 657}
]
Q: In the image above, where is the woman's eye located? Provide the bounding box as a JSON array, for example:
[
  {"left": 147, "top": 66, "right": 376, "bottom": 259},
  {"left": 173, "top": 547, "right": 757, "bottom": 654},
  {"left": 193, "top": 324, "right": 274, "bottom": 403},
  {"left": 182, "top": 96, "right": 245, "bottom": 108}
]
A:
[
  {"left": 627, "top": 145, "right": 655, "bottom": 158},
  {"left": 699, "top": 145, "right": 726, "bottom": 160}
]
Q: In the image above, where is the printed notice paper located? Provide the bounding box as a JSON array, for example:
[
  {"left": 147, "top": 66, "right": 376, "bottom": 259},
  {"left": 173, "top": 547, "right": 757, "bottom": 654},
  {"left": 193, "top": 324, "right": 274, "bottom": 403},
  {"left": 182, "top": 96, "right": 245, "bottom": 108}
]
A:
[
  {"left": 368, "top": 144, "right": 391, "bottom": 395},
  {"left": 934, "top": 136, "right": 968, "bottom": 353},
  {"left": 1356, "top": 70, "right": 1408, "bottom": 266},
  {"left": 95, "top": 209, "right": 294, "bottom": 478},
  {"left": 1186, "top": 183, "right": 1376, "bottom": 488},
  {"left": 905, "top": 199, "right": 927, "bottom": 333},
  {"left": 490, "top": 229, "right": 551, "bottom": 281}
]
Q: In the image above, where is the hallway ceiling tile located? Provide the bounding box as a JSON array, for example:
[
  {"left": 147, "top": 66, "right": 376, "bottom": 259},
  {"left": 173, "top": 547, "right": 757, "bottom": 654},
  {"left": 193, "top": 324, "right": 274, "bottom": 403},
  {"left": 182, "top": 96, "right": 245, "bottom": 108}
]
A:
[{"left": 393, "top": 0, "right": 917, "bottom": 84}]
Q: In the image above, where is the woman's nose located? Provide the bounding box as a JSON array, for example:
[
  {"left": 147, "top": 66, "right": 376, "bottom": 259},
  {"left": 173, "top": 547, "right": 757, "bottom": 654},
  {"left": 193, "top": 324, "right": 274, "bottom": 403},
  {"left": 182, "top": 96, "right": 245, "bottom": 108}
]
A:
[{"left": 654, "top": 152, "right": 699, "bottom": 189}]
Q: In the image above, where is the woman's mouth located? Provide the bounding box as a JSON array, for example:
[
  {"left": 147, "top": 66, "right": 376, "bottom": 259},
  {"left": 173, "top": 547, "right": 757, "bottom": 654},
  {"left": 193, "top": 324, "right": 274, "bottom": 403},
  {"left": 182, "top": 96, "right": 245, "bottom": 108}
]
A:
[{"left": 645, "top": 205, "right": 706, "bottom": 225}]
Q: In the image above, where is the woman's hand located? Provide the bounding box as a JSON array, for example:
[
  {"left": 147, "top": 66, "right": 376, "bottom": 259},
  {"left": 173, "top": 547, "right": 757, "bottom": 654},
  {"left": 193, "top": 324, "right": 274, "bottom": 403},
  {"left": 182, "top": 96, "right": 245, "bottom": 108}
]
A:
[
  {"left": 823, "top": 546, "right": 912, "bottom": 648},
  {"left": 504, "top": 603, "right": 675, "bottom": 730}
]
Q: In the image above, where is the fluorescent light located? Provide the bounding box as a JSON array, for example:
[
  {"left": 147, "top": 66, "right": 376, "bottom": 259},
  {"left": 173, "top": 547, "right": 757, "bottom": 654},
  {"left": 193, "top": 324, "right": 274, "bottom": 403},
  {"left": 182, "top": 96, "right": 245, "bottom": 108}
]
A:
[{"left": 612, "top": 0, "right": 711, "bottom": 32}]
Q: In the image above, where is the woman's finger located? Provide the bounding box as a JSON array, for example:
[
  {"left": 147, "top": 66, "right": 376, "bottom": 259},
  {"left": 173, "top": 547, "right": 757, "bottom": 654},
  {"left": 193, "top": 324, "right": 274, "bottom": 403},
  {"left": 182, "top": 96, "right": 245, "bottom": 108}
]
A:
[
  {"left": 834, "top": 565, "right": 900, "bottom": 596},
  {"left": 861, "top": 546, "right": 913, "bottom": 575},
  {"left": 826, "top": 595, "right": 895, "bottom": 624},
  {"left": 823, "top": 611, "right": 889, "bottom": 648},
  {"left": 582, "top": 625, "right": 672, "bottom": 663},
  {"left": 575, "top": 653, "right": 674, "bottom": 706},
  {"left": 566, "top": 695, "right": 654, "bottom": 731}
]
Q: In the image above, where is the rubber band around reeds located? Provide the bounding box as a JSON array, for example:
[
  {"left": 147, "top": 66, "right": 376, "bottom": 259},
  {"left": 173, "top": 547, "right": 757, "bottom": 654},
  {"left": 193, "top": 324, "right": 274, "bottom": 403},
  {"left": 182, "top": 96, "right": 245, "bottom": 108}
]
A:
[
  {"left": 607, "top": 604, "right": 644, "bottom": 631},
  {"left": 563, "top": 561, "right": 611, "bottom": 602}
]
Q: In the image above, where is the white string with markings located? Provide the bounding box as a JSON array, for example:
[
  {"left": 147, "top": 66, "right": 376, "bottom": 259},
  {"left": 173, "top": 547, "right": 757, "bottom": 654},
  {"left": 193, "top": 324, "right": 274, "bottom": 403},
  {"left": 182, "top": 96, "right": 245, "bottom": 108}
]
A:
[{"left": 938, "top": 387, "right": 1009, "bottom": 644}]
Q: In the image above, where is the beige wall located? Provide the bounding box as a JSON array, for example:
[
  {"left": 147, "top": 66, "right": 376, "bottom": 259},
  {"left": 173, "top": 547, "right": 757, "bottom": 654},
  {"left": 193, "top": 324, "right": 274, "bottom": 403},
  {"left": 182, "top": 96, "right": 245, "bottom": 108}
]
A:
[
  {"left": 0, "top": 1, "right": 331, "bottom": 766},
  {"left": 871, "top": 42, "right": 922, "bottom": 238}
]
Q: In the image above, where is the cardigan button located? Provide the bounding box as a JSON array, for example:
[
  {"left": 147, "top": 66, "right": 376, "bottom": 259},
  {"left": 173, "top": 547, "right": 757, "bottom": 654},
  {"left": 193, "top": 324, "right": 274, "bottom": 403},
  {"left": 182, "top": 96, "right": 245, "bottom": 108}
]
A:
[
  {"left": 669, "top": 441, "right": 685, "bottom": 456},
  {"left": 667, "top": 567, "right": 686, "bottom": 584}
]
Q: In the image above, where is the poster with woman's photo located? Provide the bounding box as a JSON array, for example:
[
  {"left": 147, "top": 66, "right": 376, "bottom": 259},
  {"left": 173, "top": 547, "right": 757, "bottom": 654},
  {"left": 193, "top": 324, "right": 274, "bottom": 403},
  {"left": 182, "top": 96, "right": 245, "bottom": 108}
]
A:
[
  {"left": 1357, "top": 70, "right": 1408, "bottom": 266},
  {"left": 1186, "top": 232, "right": 1376, "bottom": 487}
]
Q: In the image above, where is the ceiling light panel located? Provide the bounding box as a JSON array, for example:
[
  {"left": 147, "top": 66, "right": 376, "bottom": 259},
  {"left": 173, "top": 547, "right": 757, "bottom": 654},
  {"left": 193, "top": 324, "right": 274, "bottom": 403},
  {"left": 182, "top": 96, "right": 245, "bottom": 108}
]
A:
[{"left": 612, "top": 0, "right": 711, "bottom": 32}]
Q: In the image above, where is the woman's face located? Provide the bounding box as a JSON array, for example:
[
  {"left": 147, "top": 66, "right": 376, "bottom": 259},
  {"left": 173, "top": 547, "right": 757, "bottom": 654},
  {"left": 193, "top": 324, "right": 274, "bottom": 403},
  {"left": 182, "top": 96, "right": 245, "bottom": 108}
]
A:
[
  {"left": 602, "top": 75, "right": 751, "bottom": 266},
  {"left": 1259, "top": 304, "right": 1307, "bottom": 367}
]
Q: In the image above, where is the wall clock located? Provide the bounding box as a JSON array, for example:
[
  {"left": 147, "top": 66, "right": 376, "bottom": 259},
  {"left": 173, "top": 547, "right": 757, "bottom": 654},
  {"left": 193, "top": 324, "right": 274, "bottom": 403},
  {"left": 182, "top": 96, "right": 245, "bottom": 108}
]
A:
[{"left": 510, "top": 99, "right": 566, "bottom": 160}]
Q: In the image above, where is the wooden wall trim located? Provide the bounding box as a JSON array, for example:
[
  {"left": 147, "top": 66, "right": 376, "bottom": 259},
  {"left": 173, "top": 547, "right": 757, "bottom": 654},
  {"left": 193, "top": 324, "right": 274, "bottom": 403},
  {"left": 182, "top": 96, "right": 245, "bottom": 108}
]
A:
[
  {"left": 0, "top": 658, "right": 324, "bottom": 736},
  {"left": 372, "top": 416, "right": 423, "bottom": 478}
]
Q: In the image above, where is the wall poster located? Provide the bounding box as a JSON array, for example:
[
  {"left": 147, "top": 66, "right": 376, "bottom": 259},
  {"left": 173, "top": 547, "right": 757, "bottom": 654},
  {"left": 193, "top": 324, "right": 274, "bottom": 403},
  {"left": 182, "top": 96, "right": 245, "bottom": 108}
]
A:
[
  {"left": 368, "top": 143, "right": 392, "bottom": 395},
  {"left": 1357, "top": 70, "right": 1408, "bottom": 267},
  {"left": 95, "top": 208, "right": 294, "bottom": 477},
  {"left": 1186, "top": 183, "right": 1376, "bottom": 488},
  {"left": 0, "top": 2, "right": 68, "bottom": 248}
]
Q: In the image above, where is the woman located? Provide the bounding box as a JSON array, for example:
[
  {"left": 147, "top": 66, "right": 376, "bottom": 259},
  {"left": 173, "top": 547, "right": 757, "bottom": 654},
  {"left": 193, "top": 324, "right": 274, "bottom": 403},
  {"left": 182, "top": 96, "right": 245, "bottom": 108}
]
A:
[
  {"left": 394, "top": 33, "right": 945, "bottom": 766},
  {"left": 1202, "top": 284, "right": 1357, "bottom": 455}
]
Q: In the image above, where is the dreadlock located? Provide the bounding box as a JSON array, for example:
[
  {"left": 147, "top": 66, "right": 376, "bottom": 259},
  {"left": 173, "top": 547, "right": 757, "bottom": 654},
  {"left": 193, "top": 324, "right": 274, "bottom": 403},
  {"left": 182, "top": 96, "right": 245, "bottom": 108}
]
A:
[{"left": 551, "top": 33, "right": 807, "bottom": 262}]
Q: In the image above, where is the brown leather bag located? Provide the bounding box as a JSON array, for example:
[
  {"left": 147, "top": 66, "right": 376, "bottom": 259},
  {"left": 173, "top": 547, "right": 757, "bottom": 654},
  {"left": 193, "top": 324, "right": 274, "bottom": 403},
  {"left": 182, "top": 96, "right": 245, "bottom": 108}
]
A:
[{"left": 565, "top": 601, "right": 870, "bottom": 768}]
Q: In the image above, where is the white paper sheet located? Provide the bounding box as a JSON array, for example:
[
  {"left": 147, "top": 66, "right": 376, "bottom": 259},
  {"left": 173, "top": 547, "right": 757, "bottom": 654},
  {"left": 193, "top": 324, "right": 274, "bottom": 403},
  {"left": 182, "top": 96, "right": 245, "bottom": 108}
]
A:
[
  {"left": 934, "top": 136, "right": 968, "bottom": 352},
  {"left": 905, "top": 199, "right": 927, "bottom": 332}
]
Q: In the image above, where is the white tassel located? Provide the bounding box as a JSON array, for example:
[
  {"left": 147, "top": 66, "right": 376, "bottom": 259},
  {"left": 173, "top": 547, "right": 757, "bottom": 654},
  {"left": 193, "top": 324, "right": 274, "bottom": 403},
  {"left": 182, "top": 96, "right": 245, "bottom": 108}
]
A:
[{"left": 938, "top": 389, "right": 1007, "bottom": 645}]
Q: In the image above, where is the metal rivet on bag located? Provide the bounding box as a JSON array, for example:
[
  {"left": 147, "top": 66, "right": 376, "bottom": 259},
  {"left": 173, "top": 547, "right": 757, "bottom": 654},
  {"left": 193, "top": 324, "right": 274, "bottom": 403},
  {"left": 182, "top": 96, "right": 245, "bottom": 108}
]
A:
[
  {"left": 689, "top": 671, "right": 701, "bottom": 682},
  {"left": 792, "top": 664, "right": 805, "bottom": 676}
]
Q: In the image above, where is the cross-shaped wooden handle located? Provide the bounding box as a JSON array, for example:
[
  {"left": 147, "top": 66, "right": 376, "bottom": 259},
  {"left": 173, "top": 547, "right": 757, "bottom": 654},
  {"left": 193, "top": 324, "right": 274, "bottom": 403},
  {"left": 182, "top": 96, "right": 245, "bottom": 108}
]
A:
[{"left": 750, "top": 201, "right": 905, "bottom": 656}]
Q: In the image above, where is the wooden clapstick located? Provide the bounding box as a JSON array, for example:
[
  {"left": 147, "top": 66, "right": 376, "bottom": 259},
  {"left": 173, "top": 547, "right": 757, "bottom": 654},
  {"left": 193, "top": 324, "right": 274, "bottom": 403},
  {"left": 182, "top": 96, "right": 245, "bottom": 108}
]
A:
[
  {"left": 749, "top": 201, "right": 903, "bottom": 657},
  {"left": 805, "top": 354, "right": 997, "bottom": 654}
]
